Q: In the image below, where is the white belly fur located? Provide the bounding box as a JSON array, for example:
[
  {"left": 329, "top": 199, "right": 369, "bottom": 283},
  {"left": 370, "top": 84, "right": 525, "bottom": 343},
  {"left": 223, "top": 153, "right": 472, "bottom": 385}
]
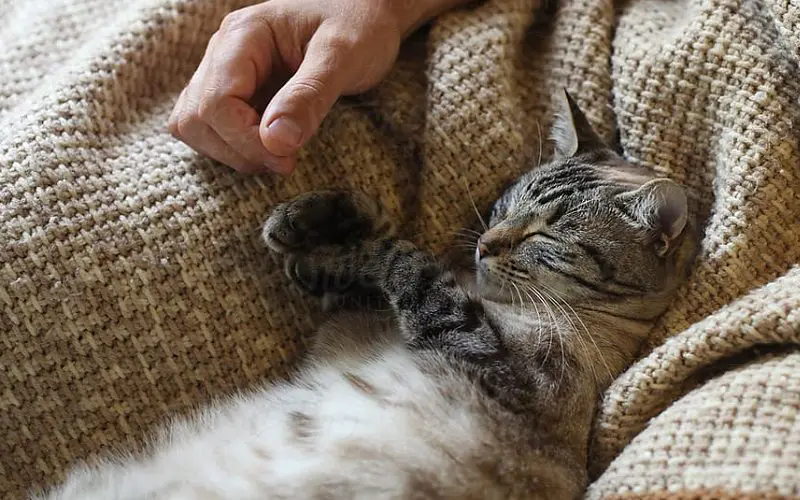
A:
[{"left": 44, "top": 315, "right": 488, "bottom": 500}]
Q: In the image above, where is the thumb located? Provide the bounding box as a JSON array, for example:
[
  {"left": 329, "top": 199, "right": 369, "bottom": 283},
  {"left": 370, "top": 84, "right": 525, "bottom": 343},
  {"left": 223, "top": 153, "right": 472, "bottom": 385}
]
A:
[{"left": 260, "top": 35, "right": 348, "bottom": 158}]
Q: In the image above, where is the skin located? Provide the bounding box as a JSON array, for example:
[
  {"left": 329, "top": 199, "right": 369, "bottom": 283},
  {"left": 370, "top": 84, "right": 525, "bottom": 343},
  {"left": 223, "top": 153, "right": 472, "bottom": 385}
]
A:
[{"left": 168, "top": 0, "right": 474, "bottom": 174}]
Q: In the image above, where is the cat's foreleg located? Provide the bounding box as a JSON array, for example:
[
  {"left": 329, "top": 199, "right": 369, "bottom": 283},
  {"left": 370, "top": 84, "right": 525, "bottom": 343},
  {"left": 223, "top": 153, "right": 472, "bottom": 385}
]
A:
[
  {"left": 286, "top": 240, "right": 506, "bottom": 364},
  {"left": 286, "top": 240, "right": 539, "bottom": 408},
  {"left": 264, "top": 191, "right": 525, "bottom": 405},
  {"left": 264, "top": 189, "right": 503, "bottom": 359}
]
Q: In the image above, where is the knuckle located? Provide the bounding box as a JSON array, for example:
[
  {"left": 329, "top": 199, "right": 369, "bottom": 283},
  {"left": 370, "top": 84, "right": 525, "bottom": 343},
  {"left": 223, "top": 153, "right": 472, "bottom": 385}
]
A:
[
  {"left": 196, "top": 94, "right": 218, "bottom": 123},
  {"left": 325, "top": 32, "right": 361, "bottom": 55},
  {"left": 172, "top": 113, "right": 198, "bottom": 139},
  {"left": 219, "top": 7, "right": 261, "bottom": 33},
  {"left": 167, "top": 117, "right": 180, "bottom": 137},
  {"left": 219, "top": 10, "right": 247, "bottom": 31}
]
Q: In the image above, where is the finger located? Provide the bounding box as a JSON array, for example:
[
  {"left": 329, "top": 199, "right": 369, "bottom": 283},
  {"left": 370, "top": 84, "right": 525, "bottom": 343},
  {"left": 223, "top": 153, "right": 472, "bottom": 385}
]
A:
[
  {"left": 168, "top": 87, "right": 189, "bottom": 138},
  {"left": 174, "top": 82, "right": 295, "bottom": 173},
  {"left": 203, "top": 95, "right": 297, "bottom": 174},
  {"left": 168, "top": 28, "right": 219, "bottom": 136},
  {"left": 197, "top": 12, "right": 284, "bottom": 170},
  {"left": 172, "top": 112, "right": 267, "bottom": 174},
  {"left": 170, "top": 69, "right": 266, "bottom": 172},
  {"left": 259, "top": 28, "right": 351, "bottom": 158}
]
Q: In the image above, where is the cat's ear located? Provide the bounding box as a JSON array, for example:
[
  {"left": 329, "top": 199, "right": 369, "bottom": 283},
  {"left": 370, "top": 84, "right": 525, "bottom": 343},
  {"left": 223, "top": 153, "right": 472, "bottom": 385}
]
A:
[
  {"left": 550, "top": 89, "right": 606, "bottom": 158},
  {"left": 617, "top": 178, "right": 688, "bottom": 256}
]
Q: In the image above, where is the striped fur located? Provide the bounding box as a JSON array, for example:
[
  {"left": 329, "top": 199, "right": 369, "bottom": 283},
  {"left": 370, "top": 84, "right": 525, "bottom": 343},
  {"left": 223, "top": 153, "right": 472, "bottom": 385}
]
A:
[{"left": 40, "top": 93, "right": 697, "bottom": 500}]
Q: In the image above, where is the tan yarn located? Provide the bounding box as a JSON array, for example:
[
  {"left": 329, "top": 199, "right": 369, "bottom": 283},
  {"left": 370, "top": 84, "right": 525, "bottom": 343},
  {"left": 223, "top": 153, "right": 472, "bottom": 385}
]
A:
[{"left": 0, "top": 0, "right": 798, "bottom": 499}]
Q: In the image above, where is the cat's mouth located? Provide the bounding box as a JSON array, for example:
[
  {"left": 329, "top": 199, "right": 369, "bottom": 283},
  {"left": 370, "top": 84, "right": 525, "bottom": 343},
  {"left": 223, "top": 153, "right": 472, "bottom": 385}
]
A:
[
  {"left": 475, "top": 257, "right": 518, "bottom": 303},
  {"left": 476, "top": 256, "right": 558, "bottom": 307}
]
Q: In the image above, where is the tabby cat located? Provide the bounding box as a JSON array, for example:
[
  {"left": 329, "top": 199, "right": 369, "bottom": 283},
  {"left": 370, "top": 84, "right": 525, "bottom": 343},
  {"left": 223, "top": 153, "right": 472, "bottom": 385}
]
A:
[{"left": 39, "top": 91, "right": 697, "bottom": 500}]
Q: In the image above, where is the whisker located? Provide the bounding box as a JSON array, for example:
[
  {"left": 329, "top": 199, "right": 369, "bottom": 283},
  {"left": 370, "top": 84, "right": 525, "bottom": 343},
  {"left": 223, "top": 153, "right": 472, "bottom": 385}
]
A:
[
  {"left": 533, "top": 287, "right": 560, "bottom": 375},
  {"left": 535, "top": 121, "right": 543, "bottom": 169},
  {"left": 504, "top": 278, "right": 519, "bottom": 311},
  {"left": 497, "top": 271, "right": 508, "bottom": 300},
  {"left": 454, "top": 228, "right": 484, "bottom": 238},
  {"left": 541, "top": 283, "right": 614, "bottom": 384},
  {"left": 514, "top": 285, "right": 546, "bottom": 347},
  {"left": 539, "top": 287, "right": 588, "bottom": 383},
  {"left": 556, "top": 305, "right": 566, "bottom": 385},
  {"left": 543, "top": 286, "right": 600, "bottom": 385},
  {"left": 522, "top": 283, "right": 564, "bottom": 372},
  {"left": 399, "top": 227, "right": 478, "bottom": 243},
  {"left": 462, "top": 177, "right": 488, "bottom": 231},
  {"left": 535, "top": 287, "right": 574, "bottom": 385},
  {"left": 521, "top": 283, "right": 558, "bottom": 369},
  {"left": 517, "top": 285, "right": 542, "bottom": 333},
  {"left": 511, "top": 281, "right": 524, "bottom": 314}
]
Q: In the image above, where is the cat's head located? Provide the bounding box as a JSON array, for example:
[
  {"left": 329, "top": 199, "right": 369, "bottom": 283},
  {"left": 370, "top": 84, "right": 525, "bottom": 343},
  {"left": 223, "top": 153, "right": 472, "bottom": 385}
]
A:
[{"left": 476, "top": 90, "right": 698, "bottom": 321}]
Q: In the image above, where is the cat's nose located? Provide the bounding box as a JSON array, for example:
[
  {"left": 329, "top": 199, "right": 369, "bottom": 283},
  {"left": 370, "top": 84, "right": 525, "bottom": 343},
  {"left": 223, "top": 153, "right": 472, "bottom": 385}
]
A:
[
  {"left": 476, "top": 237, "right": 498, "bottom": 259},
  {"left": 477, "top": 227, "right": 512, "bottom": 260},
  {"left": 477, "top": 242, "right": 490, "bottom": 259}
]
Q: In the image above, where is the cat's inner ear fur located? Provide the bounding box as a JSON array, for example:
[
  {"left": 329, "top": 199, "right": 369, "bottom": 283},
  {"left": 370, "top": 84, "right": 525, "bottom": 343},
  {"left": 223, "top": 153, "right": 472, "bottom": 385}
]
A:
[
  {"left": 616, "top": 178, "right": 689, "bottom": 257},
  {"left": 550, "top": 89, "right": 606, "bottom": 158}
]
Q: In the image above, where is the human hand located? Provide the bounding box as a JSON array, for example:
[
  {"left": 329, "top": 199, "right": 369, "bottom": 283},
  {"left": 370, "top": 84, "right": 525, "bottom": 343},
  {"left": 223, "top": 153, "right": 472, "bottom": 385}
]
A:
[{"left": 169, "top": 0, "right": 420, "bottom": 174}]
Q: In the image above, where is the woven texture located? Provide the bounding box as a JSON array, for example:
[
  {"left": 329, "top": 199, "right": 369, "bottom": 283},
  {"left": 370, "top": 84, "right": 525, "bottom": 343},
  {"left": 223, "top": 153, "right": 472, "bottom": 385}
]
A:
[{"left": 1, "top": 0, "right": 798, "bottom": 498}]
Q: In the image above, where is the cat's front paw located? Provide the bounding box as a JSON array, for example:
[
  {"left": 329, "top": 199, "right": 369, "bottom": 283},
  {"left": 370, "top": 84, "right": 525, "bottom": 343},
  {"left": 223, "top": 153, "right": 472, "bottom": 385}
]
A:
[{"left": 263, "top": 190, "right": 392, "bottom": 254}]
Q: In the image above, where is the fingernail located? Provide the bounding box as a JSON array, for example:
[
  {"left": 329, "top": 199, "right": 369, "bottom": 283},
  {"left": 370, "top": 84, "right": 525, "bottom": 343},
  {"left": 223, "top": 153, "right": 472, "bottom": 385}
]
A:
[{"left": 266, "top": 116, "right": 303, "bottom": 150}]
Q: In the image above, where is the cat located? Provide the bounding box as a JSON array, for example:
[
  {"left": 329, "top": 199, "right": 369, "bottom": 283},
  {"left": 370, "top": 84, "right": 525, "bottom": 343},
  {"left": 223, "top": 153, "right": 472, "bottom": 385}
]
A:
[{"left": 37, "top": 90, "right": 697, "bottom": 500}]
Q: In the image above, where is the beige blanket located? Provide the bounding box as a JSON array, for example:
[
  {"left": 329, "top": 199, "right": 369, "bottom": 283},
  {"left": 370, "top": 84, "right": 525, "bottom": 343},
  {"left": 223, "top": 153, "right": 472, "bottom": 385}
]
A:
[{"left": 1, "top": 0, "right": 799, "bottom": 498}]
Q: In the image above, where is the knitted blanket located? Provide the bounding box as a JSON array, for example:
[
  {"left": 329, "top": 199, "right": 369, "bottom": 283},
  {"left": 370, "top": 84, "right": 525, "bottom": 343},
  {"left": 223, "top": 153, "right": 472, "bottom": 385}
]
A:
[{"left": 2, "top": 0, "right": 799, "bottom": 498}]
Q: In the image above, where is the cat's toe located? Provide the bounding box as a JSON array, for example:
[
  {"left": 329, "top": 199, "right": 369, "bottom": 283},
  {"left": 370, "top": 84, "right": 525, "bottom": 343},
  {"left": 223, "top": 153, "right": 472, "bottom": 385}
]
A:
[
  {"left": 264, "top": 216, "right": 305, "bottom": 254},
  {"left": 284, "top": 254, "right": 357, "bottom": 297},
  {"left": 284, "top": 255, "right": 326, "bottom": 296},
  {"left": 263, "top": 190, "right": 391, "bottom": 254}
]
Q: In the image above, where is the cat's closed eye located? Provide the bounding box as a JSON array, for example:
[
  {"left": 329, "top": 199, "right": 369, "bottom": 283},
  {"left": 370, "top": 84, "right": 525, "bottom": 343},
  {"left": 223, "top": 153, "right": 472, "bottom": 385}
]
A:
[{"left": 522, "top": 231, "right": 557, "bottom": 243}]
